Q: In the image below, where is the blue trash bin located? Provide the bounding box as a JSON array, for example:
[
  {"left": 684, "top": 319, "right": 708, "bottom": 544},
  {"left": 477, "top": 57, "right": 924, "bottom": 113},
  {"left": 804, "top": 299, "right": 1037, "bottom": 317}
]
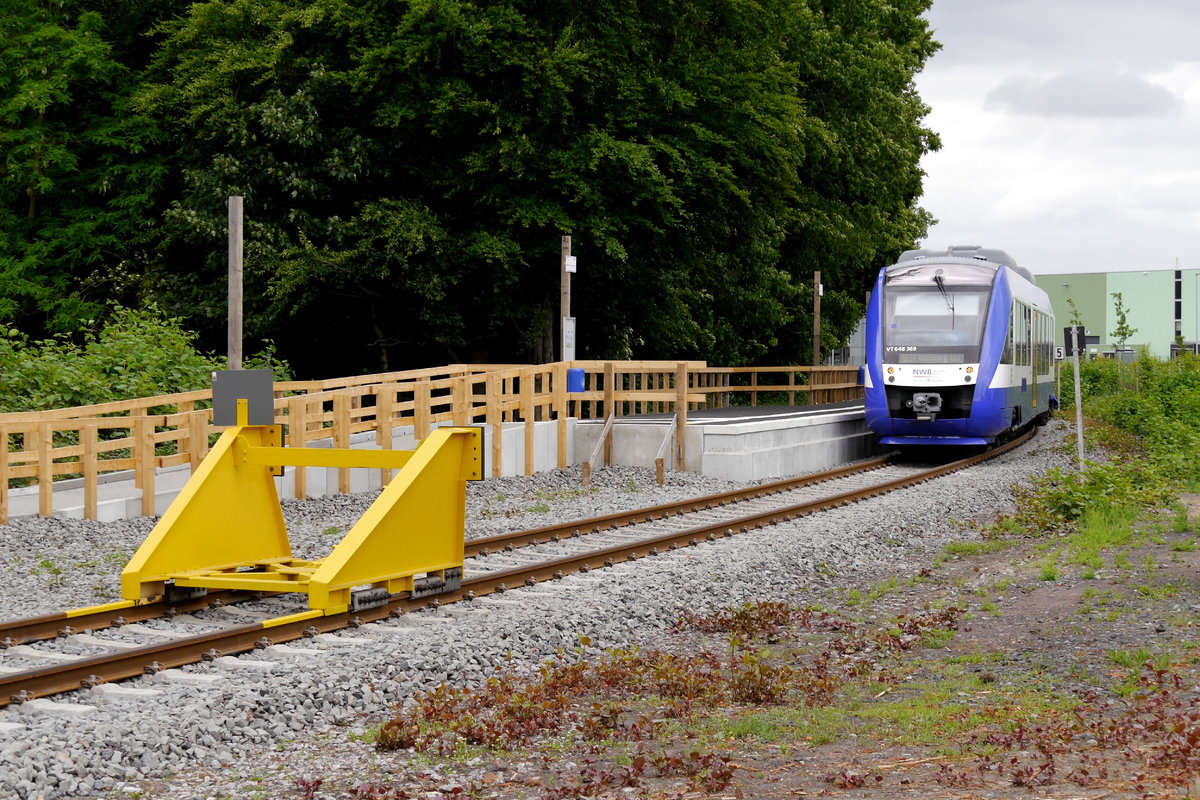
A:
[{"left": 567, "top": 367, "right": 585, "bottom": 393}]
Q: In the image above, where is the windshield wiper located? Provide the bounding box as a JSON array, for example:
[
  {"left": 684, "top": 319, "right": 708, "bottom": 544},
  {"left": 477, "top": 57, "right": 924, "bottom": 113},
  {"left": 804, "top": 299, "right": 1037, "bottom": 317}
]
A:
[{"left": 933, "top": 269, "right": 955, "bottom": 326}]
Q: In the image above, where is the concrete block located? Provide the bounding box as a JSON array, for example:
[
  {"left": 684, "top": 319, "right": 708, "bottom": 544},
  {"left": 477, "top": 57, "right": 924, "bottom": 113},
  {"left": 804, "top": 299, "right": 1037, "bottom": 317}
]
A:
[
  {"left": 213, "top": 656, "right": 279, "bottom": 672},
  {"left": 67, "top": 633, "right": 142, "bottom": 650},
  {"left": 312, "top": 633, "right": 375, "bottom": 646},
  {"left": 153, "top": 671, "right": 224, "bottom": 685},
  {"left": 91, "top": 684, "right": 164, "bottom": 700},
  {"left": 20, "top": 699, "right": 97, "bottom": 718},
  {"left": 6, "top": 645, "right": 75, "bottom": 662},
  {"left": 263, "top": 644, "right": 330, "bottom": 657}
]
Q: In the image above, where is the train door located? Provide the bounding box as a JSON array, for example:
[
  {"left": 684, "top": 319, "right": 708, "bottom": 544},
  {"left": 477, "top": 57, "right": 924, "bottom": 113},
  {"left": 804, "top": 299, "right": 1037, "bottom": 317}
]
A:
[{"left": 1029, "top": 308, "right": 1037, "bottom": 409}]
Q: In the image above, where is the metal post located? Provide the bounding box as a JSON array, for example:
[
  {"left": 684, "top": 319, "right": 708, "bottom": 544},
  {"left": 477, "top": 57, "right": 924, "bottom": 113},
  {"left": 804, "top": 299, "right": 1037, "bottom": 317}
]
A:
[
  {"left": 812, "top": 271, "right": 822, "bottom": 366},
  {"left": 228, "top": 196, "right": 244, "bottom": 370},
  {"left": 1071, "top": 326, "right": 1085, "bottom": 467}
]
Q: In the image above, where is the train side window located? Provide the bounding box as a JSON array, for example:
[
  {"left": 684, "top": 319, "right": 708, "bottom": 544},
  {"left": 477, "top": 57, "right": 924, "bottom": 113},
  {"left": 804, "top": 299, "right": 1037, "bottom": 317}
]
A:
[{"left": 1002, "top": 303, "right": 1014, "bottom": 364}]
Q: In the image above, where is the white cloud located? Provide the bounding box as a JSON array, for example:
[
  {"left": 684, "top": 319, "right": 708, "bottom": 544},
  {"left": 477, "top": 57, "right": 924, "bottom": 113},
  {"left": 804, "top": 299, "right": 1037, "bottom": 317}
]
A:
[
  {"left": 916, "top": 1, "right": 1200, "bottom": 272},
  {"left": 985, "top": 72, "right": 1180, "bottom": 118}
]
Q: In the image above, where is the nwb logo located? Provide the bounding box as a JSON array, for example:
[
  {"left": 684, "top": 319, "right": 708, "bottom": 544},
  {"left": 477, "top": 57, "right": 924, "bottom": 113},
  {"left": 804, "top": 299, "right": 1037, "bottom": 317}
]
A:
[{"left": 912, "top": 369, "right": 934, "bottom": 376}]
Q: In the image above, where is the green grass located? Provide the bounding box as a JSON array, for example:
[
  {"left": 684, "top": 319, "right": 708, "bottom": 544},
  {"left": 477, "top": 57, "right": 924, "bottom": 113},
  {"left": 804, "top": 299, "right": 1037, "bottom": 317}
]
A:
[
  {"left": 709, "top": 661, "right": 1076, "bottom": 755},
  {"left": 1065, "top": 505, "right": 1137, "bottom": 569},
  {"left": 943, "top": 538, "right": 1014, "bottom": 557}
]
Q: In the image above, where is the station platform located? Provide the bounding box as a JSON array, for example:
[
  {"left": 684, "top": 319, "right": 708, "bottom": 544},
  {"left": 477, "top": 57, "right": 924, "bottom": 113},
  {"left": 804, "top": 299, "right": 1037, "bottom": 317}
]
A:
[
  {"left": 574, "top": 401, "right": 878, "bottom": 481},
  {"left": 5, "top": 402, "right": 876, "bottom": 522}
]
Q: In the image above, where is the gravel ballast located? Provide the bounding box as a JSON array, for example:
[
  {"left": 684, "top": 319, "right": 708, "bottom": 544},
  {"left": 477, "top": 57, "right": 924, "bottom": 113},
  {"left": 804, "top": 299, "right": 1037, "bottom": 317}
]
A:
[{"left": 0, "top": 422, "right": 1076, "bottom": 799}]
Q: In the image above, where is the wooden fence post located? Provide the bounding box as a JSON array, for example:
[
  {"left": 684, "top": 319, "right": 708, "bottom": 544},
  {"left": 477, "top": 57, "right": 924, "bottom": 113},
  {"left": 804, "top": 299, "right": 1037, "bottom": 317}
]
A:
[
  {"left": 414, "top": 381, "right": 431, "bottom": 441},
  {"left": 486, "top": 373, "right": 502, "bottom": 477},
  {"left": 553, "top": 362, "right": 568, "bottom": 469},
  {"left": 521, "top": 367, "right": 535, "bottom": 475},
  {"left": 452, "top": 378, "right": 469, "bottom": 426},
  {"left": 135, "top": 417, "right": 156, "bottom": 516},
  {"left": 288, "top": 396, "right": 306, "bottom": 500},
  {"left": 83, "top": 422, "right": 98, "bottom": 521},
  {"left": 0, "top": 424, "right": 8, "bottom": 525},
  {"left": 38, "top": 421, "right": 54, "bottom": 517},
  {"left": 603, "top": 362, "right": 615, "bottom": 466},
  {"left": 376, "top": 384, "right": 395, "bottom": 487},
  {"left": 334, "top": 392, "right": 351, "bottom": 494},
  {"left": 189, "top": 410, "right": 208, "bottom": 471},
  {"left": 675, "top": 362, "right": 688, "bottom": 471}
]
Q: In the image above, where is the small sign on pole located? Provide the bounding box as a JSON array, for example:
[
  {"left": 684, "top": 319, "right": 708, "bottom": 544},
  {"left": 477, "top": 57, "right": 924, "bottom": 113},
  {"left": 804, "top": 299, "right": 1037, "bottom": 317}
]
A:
[
  {"left": 563, "top": 317, "right": 576, "bottom": 356},
  {"left": 1062, "top": 325, "right": 1085, "bottom": 357},
  {"left": 565, "top": 255, "right": 577, "bottom": 274}
]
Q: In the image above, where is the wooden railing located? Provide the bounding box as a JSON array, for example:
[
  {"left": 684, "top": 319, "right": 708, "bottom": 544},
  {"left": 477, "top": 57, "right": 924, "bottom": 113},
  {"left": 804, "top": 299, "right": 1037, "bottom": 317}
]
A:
[{"left": 1, "top": 361, "right": 862, "bottom": 523}]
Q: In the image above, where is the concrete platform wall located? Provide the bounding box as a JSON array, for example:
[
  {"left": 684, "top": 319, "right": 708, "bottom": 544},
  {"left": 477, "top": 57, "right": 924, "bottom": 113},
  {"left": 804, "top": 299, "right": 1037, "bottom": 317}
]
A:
[
  {"left": 571, "top": 406, "right": 879, "bottom": 482},
  {"left": 695, "top": 410, "right": 878, "bottom": 480}
]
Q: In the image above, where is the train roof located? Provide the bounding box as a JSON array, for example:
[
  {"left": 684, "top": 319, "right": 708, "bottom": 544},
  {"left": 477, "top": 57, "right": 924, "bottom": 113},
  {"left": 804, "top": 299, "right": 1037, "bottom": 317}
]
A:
[{"left": 894, "top": 246, "right": 1037, "bottom": 285}]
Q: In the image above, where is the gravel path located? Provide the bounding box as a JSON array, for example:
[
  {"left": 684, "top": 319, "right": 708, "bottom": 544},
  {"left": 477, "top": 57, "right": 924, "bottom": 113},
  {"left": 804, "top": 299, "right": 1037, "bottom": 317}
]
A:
[{"left": 0, "top": 421, "right": 1076, "bottom": 799}]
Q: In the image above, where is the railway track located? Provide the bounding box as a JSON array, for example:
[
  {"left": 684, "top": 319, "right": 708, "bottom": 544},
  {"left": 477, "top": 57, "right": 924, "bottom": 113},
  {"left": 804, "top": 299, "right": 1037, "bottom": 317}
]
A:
[{"left": 0, "top": 430, "right": 1034, "bottom": 707}]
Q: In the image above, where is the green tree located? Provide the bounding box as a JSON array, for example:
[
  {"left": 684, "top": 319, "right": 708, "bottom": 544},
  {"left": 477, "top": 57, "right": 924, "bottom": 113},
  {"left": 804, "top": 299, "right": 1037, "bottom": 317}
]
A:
[
  {"left": 1110, "top": 292, "right": 1137, "bottom": 351},
  {"left": 138, "top": 0, "right": 939, "bottom": 374},
  {"left": 1066, "top": 297, "right": 1084, "bottom": 326},
  {"left": 0, "top": 1, "right": 165, "bottom": 335}
]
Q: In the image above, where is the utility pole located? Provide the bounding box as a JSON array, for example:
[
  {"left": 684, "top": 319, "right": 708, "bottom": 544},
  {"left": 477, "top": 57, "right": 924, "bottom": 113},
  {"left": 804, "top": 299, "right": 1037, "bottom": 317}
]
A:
[
  {"left": 812, "top": 271, "right": 822, "bottom": 366},
  {"left": 228, "top": 196, "right": 243, "bottom": 370},
  {"left": 561, "top": 236, "right": 576, "bottom": 361}
]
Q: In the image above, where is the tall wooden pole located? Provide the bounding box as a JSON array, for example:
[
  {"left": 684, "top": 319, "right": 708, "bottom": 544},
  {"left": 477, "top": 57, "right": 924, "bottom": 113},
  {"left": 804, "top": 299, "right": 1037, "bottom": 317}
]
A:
[
  {"left": 560, "top": 236, "right": 574, "bottom": 361},
  {"left": 228, "top": 196, "right": 244, "bottom": 370},
  {"left": 812, "top": 271, "right": 822, "bottom": 366}
]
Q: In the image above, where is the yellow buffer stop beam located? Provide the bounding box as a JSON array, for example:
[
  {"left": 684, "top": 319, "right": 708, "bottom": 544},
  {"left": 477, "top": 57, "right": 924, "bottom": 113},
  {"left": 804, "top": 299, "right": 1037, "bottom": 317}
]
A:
[{"left": 121, "top": 425, "right": 481, "bottom": 613}]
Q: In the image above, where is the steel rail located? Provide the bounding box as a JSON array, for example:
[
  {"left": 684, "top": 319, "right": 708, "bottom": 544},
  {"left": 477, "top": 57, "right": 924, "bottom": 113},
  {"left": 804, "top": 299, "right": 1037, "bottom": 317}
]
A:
[
  {"left": 0, "top": 430, "right": 1033, "bottom": 706},
  {"left": 0, "top": 590, "right": 256, "bottom": 649},
  {"left": 464, "top": 455, "right": 892, "bottom": 557},
  {"left": 0, "top": 457, "right": 892, "bottom": 648}
]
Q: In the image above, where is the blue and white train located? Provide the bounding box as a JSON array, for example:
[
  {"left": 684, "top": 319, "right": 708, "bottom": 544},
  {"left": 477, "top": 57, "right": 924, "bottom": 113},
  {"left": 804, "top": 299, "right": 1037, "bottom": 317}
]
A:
[{"left": 863, "top": 246, "right": 1057, "bottom": 446}]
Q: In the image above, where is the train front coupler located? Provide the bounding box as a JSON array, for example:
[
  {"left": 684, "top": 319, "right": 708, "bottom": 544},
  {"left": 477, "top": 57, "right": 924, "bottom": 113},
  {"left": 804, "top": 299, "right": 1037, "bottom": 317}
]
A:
[{"left": 908, "top": 392, "right": 943, "bottom": 421}]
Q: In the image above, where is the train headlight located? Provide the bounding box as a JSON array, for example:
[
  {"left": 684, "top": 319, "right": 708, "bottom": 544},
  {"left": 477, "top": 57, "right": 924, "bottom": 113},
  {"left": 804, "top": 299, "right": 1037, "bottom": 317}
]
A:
[
  {"left": 965, "top": 366, "right": 974, "bottom": 373},
  {"left": 964, "top": 375, "right": 972, "bottom": 383},
  {"left": 887, "top": 367, "right": 894, "bottom": 374}
]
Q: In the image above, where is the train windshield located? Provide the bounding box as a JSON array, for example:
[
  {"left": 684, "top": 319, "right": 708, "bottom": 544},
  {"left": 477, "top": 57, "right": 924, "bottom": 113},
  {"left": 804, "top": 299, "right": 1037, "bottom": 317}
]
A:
[{"left": 883, "top": 286, "right": 991, "bottom": 362}]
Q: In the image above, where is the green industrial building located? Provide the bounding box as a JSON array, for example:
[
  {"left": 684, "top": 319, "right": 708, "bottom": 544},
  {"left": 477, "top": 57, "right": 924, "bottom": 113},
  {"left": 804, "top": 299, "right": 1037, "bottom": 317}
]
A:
[{"left": 1036, "top": 268, "right": 1200, "bottom": 360}]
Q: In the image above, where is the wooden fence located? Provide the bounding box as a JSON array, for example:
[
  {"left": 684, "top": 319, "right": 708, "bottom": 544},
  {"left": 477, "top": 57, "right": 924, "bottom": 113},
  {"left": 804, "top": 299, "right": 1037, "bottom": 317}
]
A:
[{"left": 0, "top": 361, "right": 861, "bottom": 523}]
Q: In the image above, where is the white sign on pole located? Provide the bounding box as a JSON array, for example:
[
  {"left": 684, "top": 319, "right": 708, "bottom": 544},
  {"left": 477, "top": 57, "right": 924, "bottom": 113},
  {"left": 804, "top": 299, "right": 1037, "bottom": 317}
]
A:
[
  {"left": 565, "top": 255, "right": 577, "bottom": 273},
  {"left": 1054, "top": 346, "right": 1064, "bottom": 360},
  {"left": 563, "top": 316, "right": 576, "bottom": 361}
]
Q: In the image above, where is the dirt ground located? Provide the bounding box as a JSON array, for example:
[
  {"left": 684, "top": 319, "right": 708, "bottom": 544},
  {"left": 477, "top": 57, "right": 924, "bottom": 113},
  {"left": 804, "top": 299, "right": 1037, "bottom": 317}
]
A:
[{"left": 703, "top": 491, "right": 1200, "bottom": 800}]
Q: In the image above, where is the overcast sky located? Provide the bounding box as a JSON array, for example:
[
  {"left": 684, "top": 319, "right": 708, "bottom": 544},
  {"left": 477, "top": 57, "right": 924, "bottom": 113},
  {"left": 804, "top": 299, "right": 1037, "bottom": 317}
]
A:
[{"left": 915, "top": 0, "right": 1200, "bottom": 274}]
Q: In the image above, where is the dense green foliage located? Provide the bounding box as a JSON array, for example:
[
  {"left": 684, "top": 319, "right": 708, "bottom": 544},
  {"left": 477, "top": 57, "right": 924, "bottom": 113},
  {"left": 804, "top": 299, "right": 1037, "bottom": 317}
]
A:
[
  {"left": 1, "top": 0, "right": 938, "bottom": 377},
  {"left": 0, "top": 0, "right": 166, "bottom": 333},
  {"left": 0, "top": 306, "right": 288, "bottom": 412},
  {"left": 1013, "top": 353, "right": 1200, "bottom": 534}
]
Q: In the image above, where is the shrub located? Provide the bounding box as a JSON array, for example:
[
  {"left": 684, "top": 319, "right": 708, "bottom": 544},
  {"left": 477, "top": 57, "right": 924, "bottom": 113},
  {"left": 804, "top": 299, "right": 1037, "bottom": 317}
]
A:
[{"left": 0, "top": 305, "right": 289, "bottom": 412}]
